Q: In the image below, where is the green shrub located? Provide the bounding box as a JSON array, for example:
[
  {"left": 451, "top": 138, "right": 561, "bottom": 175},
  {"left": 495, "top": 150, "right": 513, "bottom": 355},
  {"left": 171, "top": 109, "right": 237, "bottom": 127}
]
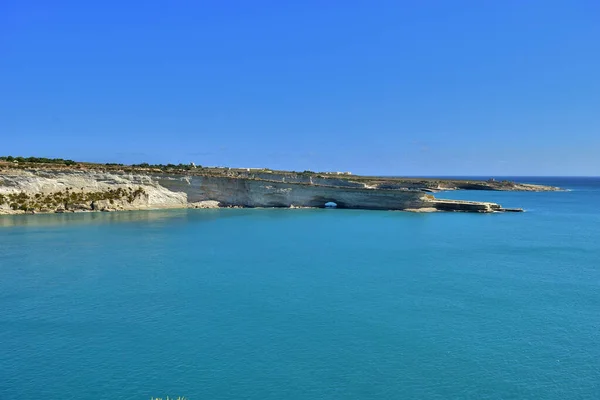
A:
[{"left": 0, "top": 156, "right": 77, "bottom": 165}]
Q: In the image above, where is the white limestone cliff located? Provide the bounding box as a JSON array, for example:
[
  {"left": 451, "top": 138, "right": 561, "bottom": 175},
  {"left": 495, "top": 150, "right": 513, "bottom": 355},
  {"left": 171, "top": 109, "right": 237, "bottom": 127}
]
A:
[{"left": 0, "top": 168, "right": 512, "bottom": 214}]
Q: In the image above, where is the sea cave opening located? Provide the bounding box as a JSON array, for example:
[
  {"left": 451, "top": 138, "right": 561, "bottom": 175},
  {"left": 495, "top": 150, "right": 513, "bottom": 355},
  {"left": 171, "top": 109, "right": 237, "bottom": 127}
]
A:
[{"left": 324, "top": 201, "right": 338, "bottom": 208}]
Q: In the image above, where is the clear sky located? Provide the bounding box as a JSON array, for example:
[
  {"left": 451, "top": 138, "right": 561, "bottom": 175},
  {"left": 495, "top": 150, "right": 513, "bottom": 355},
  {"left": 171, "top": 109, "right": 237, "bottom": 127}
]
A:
[{"left": 1, "top": 1, "right": 599, "bottom": 175}]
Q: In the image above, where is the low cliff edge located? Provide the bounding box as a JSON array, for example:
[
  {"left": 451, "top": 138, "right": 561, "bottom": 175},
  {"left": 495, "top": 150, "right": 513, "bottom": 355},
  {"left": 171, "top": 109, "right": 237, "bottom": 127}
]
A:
[{"left": 0, "top": 166, "right": 540, "bottom": 215}]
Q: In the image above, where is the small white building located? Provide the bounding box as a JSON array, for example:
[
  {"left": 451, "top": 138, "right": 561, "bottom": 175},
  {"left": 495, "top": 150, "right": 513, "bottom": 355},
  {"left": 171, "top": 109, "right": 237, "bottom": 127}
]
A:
[{"left": 329, "top": 171, "right": 352, "bottom": 175}]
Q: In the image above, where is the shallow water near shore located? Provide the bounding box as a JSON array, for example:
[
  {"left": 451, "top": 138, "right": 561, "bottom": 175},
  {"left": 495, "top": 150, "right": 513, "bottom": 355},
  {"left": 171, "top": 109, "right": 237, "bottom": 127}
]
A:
[{"left": 1, "top": 178, "right": 599, "bottom": 399}]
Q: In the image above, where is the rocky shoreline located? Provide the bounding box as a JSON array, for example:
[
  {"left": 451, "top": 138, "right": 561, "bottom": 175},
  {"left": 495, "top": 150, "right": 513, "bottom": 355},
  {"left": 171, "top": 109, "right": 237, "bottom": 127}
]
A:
[{"left": 0, "top": 163, "right": 561, "bottom": 215}]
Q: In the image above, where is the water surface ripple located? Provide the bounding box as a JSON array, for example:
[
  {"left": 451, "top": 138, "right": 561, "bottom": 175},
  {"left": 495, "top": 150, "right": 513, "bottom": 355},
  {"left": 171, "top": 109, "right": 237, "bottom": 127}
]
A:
[{"left": 1, "top": 178, "right": 599, "bottom": 399}]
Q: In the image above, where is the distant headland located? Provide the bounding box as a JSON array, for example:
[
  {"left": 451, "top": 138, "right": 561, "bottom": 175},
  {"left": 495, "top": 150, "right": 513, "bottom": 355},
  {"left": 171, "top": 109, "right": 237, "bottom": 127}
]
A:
[{"left": 0, "top": 156, "right": 561, "bottom": 215}]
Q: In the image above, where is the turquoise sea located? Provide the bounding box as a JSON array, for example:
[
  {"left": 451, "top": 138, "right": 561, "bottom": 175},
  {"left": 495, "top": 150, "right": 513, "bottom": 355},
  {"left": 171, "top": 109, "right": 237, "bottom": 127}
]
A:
[{"left": 1, "top": 177, "right": 599, "bottom": 399}]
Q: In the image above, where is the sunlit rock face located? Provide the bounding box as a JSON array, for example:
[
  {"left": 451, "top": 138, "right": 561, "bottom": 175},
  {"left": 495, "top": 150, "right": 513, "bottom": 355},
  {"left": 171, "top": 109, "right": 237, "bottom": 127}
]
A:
[
  {"left": 154, "top": 175, "right": 426, "bottom": 210},
  {"left": 0, "top": 168, "right": 507, "bottom": 214},
  {"left": 154, "top": 175, "right": 502, "bottom": 212},
  {"left": 0, "top": 169, "right": 186, "bottom": 214}
]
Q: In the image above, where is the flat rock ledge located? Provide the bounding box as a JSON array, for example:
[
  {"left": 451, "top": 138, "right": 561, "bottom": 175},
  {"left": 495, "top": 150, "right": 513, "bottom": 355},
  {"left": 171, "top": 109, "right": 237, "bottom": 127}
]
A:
[
  {"left": 188, "top": 200, "right": 221, "bottom": 209},
  {"left": 426, "top": 199, "right": 523, "bottom": 213},
  {"left": 404, "top": 207, "right": 439, "bottom": 213}
]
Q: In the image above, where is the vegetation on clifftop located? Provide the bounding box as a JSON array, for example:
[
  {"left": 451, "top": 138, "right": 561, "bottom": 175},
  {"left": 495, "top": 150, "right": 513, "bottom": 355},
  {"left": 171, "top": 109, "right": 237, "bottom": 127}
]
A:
[
  {"left": 130, "top": 162, "right": 200, "bottom": 171},
  {"left": 0, "top": 156, "right": 77, "bottom": 165},
  {"left": 0, "top": 156, "right": 206, "bottom": 173},
  {"left": 0, "top": 155, "right": 560, "bottom": 192}
]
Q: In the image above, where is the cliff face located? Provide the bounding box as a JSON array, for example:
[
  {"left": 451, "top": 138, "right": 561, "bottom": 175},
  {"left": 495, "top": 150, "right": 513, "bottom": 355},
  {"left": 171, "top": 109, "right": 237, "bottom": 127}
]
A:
[
  {"left": 0, "top": 169, "right": 186, "bottom": 214},
  {"left": 0, "top": 168, "right": 510, "bottom": 214},
  {"left": 154, "top": 175, "right": 427, "bottom": 209}
]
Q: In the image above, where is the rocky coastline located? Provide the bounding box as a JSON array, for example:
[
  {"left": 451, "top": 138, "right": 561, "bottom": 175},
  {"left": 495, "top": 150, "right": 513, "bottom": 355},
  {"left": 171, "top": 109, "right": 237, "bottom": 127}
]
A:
[{"left": 0, "top": 162, "right": 561, "bottom": 215}]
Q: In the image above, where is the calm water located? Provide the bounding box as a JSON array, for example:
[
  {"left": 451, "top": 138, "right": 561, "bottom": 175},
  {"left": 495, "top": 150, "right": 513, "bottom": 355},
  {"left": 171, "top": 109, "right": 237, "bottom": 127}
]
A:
[{"left": 1, "top": 178, "right": 599, "bottom": 399}]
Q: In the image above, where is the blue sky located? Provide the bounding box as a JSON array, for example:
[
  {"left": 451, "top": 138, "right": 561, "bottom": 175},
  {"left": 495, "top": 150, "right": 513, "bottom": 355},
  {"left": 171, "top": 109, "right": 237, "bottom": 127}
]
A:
[{"left": 1, "top": 1, "right": 599, "bottom": 175}]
